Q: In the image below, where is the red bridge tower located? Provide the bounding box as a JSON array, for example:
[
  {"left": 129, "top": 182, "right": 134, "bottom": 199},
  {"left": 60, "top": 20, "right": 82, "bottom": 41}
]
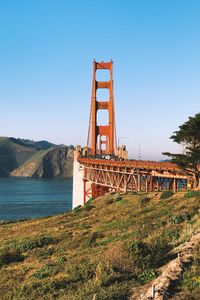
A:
[{"left": 87, "top": 60, "right": 116, "bottom": 155}]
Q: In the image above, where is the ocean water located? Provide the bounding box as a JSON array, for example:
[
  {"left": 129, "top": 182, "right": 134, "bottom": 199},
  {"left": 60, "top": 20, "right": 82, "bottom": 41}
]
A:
[{"left": 0, "top": 177, "right": 72, "bottom": 221}]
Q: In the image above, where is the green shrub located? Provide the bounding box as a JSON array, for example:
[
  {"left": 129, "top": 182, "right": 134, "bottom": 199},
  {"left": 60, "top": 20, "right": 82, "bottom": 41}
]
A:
[
  {"left": 149, "top": 234, "right": 173, "bottom": 267},
  {"left": 160, "top": 191, "right": 174, "bottom": 199},
  {"left": 95, "top": 281, "right": 132, "bottom": 300},
  {"left": 127, "top": 241, "right": 151, "bottom": 269},
  {"left": 171, "top": 213, "right": 191, "bottom": 224},
  {"left": 86, "top": 197, "right": 95, "bottom": 204},
  {"left": 84, "top": 205, "right": 95, "bottom": 211},
  {"left": 105, "top": 199, "right": 114, "bottom": 205},
  {"left": 32, "top": 263, "right": 60, "bottom": 279},
  {"left": 56, "top": 256, "right": 68, "bottom": 264},
  {"left": 11, "top": 281, "right": 51, "bottom": 299},
  {"left": 127, "top": 233, "right": 172, "bottom": 270},
  {"left": 114, "top": 196, "right": 123, "bottom": 202},
  {"left": 130, "top": 191, "right": 138, "bottom": 195},
  {"left": 116, "top": 199, "right": 128, "bottom": 206},
  {"left": 72, "top": 280, "right": 133, "bottom": 300},
  {"left": 73, "top": 205, "right": 82, "bottom": 213},
  {"left": 66, "top": 261, "right": 95, "bottom": 283},
  {"left": 51, "top": 277, "right": 69, "bottom": 290},
  {"left": 3, "top": 235, "right": 57, "bottom": 253},
  {"left": 178, "top": 244, "right": 200, "bottom": 298},
  {"left": 31, "top": 246, "right": 55, "bottom": 258},
  {"left": 137, "top": 269, "right": 157, "bottom": 283},
  {"left": 164, "top": 229, "right": 180, "bottom": 242},
  {"left": 184, "top": 190, "right": 200, "bottom": 198},
  {"left": 140, "top": 197, "right": 150, "bottom": 206},
  {"left": 0, "top": 250, "right": 24, "bottom": 267},
  {"left": 18, "top": 235, "right": 57, "bottom": 252},
  {"left": 85, "top": 199, "right": 95, "bottom": 207}
]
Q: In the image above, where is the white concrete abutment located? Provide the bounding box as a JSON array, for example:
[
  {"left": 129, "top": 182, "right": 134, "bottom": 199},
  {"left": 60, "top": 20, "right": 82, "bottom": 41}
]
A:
[{"left": 72, "top": 148, "right": 92, "bottom": 209}]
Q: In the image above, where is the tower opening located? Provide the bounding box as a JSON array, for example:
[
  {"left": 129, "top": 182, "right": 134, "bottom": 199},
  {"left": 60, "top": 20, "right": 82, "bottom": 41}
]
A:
[
  {"left": 96, "top": 88, "right": 110, "bottom": 102},
  {"left": 97, "top": 109, "right": 109, "bottom": 126},
  {"left": 96, "top": 69, "right": 110, "bottom": 81}
]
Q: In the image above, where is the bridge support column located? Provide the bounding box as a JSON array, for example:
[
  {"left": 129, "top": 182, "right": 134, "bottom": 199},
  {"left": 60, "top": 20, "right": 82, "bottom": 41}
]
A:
[
  {"left": 149, "top": 176, "right": 153, "bottom": 191},
  {"left": 124, "top": 182, "right": 127, "bottom": 193},
  {"left": 83, "top": 179, "right": 87, "bottom": 205},
  {"left": 145, "top": 177, "right": 148, "bottom": 193},
  {"left": 137, "top": 174, "right": 141, "bottom": 192},
  {"left": 173, "top": 178, "right": 177, "bottom": 193},
  {"left": 156, "top": 179, "right": 159, "bottom": 191},
  {"left": 72, "top": 149, "right": 92, "bottom": 209}
]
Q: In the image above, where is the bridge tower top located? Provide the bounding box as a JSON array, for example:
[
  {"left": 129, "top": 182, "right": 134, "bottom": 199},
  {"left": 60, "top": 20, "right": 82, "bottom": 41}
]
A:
[{"left": 87, "top": 60, "right": 116, "bottom": 155}]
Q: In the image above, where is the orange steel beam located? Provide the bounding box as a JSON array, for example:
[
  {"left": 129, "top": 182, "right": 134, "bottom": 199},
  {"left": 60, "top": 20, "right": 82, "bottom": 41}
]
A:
[{"left": 89, "top": 60, "right": 115, "bottom": 155}]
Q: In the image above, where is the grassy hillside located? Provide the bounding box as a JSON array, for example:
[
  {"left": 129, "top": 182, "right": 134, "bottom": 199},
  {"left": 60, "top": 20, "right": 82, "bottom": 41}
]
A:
[
  {"left": 0, "top": 137, "right": 38, "bottom": 176},
  {"left": 0, "top": 191, "right": 199, "bottom": 299}
]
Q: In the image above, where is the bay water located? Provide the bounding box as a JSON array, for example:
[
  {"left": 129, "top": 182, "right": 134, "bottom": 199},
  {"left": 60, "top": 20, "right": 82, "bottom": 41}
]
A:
[{"left": 0, "top": 177, "right": 72, "bottom": 221}]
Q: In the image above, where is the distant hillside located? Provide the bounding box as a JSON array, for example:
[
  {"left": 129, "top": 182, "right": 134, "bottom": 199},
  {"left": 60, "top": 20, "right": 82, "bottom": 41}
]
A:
[
  {"left": 0, "top": 137, "right": 38, "bottom": 177},
  {"left": 10, "top": 138, "right": 58, "bottom": 150},
  {"left": 0, "top": 137, "right": 74, "bottom": 177},
  {"left": 160, "top": 159, "right": 171, "bottom": 162},
  {"left": 10, "top": 146, "right": 74, "bottom": 178}
]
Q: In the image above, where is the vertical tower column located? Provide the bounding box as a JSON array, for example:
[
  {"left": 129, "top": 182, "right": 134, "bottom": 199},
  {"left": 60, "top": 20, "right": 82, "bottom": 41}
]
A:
[{"left": 88, "top": 60, "right": 116, "bottom": 155}]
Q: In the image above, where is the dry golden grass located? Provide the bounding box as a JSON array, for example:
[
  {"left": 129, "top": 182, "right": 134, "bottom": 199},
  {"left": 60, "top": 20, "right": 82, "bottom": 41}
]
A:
[{"left": 0, "top": 191, "right": 199, "bottom": 299}]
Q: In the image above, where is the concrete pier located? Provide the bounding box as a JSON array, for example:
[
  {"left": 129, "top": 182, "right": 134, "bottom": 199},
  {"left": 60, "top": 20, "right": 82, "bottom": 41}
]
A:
[{"left": 72, "top": 147, "right": 92, "bottom": 209}]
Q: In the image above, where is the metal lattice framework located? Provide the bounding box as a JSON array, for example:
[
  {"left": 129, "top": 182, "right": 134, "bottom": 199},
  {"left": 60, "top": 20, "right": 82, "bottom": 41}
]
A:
[{"left": 78, "top": 158, "right": 190, "bottom": 201}]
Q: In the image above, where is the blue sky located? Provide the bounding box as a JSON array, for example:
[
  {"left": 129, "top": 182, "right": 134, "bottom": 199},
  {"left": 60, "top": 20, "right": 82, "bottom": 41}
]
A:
[{"left": 0, "top": 0, "right": 200, "bottom": 160}]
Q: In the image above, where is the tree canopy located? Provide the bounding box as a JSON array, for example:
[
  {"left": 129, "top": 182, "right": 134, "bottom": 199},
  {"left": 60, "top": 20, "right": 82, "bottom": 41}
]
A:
[{"left": 163, "top": 112, "right": 200, "bottom": 188}]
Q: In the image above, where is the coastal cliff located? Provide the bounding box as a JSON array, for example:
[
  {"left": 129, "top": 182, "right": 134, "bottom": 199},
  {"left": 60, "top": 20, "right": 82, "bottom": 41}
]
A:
[
  {"left": 10, "top": 146, "right": 74, "bottom": 178},
  {"left": 0, "top": 137, "right": 74, "bottom": 178},
  {"left": 0, "top": 137, "right": 38, "bottom": 177}
]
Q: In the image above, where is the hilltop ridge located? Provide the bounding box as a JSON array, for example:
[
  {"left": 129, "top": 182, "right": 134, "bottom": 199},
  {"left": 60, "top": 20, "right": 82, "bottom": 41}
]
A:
[{"left": 8, "top": 137, "right": 58, "bottom": 150}]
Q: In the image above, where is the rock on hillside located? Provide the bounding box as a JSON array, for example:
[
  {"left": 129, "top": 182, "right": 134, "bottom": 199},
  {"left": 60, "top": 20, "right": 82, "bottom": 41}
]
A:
[{"left": 10, "top": 146, "right": 74, "bottom": 178}]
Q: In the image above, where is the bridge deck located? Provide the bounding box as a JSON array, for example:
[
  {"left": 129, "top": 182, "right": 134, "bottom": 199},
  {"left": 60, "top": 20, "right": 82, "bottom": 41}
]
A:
[{"left": 78, "top": 158, "right": 183, "bottom": 172}]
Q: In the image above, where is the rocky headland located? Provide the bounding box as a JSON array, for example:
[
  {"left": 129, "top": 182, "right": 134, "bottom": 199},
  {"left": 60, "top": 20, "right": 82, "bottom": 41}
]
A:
[
  {"left": 10, "top": 146, "right": 74, "bottom": 178},
  {"left": 0, "top": 137, "right": 74, "bottom": 178}
]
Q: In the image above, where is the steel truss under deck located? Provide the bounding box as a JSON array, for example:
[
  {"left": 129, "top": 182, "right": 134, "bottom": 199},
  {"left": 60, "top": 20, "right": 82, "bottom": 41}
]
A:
[{"left": 78, "top": 158, "right": 190, "bottom": 199}]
